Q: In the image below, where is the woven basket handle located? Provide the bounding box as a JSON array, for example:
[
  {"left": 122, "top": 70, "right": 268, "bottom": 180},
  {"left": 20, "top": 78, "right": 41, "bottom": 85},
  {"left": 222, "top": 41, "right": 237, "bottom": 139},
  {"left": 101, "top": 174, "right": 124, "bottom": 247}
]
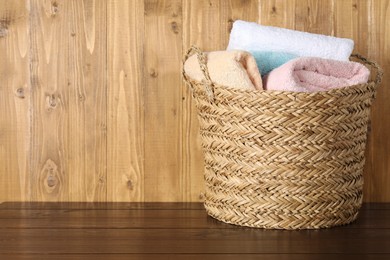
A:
[
  {"left": 351, "top": 53, "right": 383, "bottom": 86},
  {"left": 183, "top": 45, "right": 214, "bottom": 102}
]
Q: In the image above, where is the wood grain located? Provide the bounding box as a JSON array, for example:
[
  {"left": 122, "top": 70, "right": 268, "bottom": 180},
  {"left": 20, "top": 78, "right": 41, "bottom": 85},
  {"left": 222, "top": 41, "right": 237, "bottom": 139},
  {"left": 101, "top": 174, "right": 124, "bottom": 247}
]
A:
[
  {"left": 2, "top": 254, "right": 390, "bottom": 260},
  {"left": 333, "top": 0, "right": 371, "bottom": 70},
  {"left": 0, "top": 203, "right": 389, "bottom": 259},
  {"left": 0, "top": 0, "right": 389, "bottom": 202},
  {"left": 366, "top": 0, "right": 390, "bottom": 202},
  {"left": 294, "top": 0, "right": 334, "bottom": 34},
  {"left": 143, "top": 0, "right": 183, "bottom": 201},
  {"left": 29, "top": 0, "right": 106, "bottom": 201},
  {"left": 181, "top": 0, "right": 213, "bottom": 202},
  {"left": 1, "top": 206, "right": 390, "bottom": 229},
  {"left": 0, "top": 0, "right": 30, "bottom": 202},
  {"left": 333, "top": 0, "right": 354, "bottom": 39},
  {"left": 259, "top": 0, "right": 296, "bottom": 28},
  {"left": 2, "top": 202, "right": 390, "bottom": 210},
  {"left": 107, "top": 0, "right": 144, "bottom": 202},
  {"left": 1, "top": 227, "right": 390, "bottom": 254},
  {"left": 181, "top": 0, "right": 224, "bottom": 202}
]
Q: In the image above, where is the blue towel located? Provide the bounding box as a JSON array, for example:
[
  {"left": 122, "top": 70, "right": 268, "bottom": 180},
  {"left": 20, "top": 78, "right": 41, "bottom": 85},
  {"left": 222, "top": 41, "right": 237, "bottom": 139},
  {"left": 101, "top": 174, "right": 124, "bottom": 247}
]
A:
[{"left": 250, "top": 51, "right": 298, "bottom": 76}]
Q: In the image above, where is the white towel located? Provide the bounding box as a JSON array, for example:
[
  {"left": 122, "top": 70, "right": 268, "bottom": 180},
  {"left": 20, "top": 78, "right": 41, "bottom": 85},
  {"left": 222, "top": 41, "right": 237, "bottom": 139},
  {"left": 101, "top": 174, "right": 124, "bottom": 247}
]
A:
[{"left": 227, "top": 20, "right": 354, "bottom": 61}]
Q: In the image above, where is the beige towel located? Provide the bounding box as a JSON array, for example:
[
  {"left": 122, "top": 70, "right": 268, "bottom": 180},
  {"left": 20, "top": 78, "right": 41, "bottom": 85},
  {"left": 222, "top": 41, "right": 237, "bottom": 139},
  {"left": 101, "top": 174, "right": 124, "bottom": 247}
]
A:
[{"left": 184, "top": 50, "right": 263, "bottom": 90}]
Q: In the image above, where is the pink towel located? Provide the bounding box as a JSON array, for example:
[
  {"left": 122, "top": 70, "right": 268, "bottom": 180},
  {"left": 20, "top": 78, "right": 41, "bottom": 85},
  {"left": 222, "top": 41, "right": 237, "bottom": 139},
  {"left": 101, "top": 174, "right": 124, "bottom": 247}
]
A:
[
  {"left": 184, "top": 50, "right": 263, "bottom": 90},
  {"left": 263, "top": 57, "right": 370, "bottom": 92}
]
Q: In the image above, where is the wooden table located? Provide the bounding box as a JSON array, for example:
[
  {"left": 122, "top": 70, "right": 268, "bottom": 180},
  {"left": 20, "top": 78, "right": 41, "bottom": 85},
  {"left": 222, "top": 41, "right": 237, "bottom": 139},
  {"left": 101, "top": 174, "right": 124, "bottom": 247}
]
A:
[{"left": 0, "top": 202, "right": 389, "bottom": 259}]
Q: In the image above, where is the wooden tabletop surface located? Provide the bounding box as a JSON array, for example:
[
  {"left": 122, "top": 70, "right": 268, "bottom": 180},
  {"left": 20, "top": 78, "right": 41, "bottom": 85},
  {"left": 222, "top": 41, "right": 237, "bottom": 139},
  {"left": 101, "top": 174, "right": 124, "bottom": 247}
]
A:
[{"left": 0, "top": 202, "right": 389, "bottom": 259}]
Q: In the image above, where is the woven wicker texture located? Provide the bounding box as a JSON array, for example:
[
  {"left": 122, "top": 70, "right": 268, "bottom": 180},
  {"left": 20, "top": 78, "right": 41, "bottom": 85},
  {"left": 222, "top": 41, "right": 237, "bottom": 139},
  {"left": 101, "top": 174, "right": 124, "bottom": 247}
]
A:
[{"left": 183, "top": 46, "right": 383, "bottom": 229}]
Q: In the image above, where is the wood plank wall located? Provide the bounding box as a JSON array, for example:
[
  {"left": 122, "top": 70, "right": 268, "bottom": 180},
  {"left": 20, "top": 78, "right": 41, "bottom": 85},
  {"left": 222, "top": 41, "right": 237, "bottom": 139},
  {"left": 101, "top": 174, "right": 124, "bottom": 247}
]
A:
[{"left": 0, "top": 0, "right": 389, "bottom": 202}]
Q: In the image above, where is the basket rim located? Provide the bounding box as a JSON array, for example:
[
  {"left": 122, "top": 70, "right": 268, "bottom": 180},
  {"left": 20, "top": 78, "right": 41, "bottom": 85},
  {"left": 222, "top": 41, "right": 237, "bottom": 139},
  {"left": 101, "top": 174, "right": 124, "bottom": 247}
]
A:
[
  {"left": 183, "top": 72, "right": 377, "bottom": 98},
  {"left": 182, "top": 46, "right": 383, "bottom": 100}
]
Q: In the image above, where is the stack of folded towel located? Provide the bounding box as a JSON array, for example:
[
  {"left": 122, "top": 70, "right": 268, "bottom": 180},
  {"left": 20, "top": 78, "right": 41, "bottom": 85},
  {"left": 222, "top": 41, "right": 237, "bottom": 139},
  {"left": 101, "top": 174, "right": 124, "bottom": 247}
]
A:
[{"left": 184, "top": 20, "right": 370, "bottom": 93}]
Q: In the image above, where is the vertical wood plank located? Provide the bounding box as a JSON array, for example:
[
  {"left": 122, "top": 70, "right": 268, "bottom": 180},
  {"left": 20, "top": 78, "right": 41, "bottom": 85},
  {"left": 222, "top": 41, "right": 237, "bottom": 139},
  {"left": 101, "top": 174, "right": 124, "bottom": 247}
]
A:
[
  {"left": 181, "top": 0, "right": 259, "bottom": 201},
  {"left": 29, "top": 0, "right": 67, "bottom": 201},
  {"left": 334, "top": 0, "right": 372, "bottom": 201},
  {"left": 294, "top": 0, "right": 334, "bottom": 34},
  {"left": 223, "top": 0, "right": 259, "bottom": 47},
  {"left": 184, "top": 0, "right": 223, "bottom": 52},
  {"left": 333, "top": 0, "right": 353, "bottom": 39},
  {"left": 182, "top": 0, "right": 223, "bottom": 202},
  {"left": 29, "top": 0, "right": 107, "bottom": 201},
  {"left": 107, "top": 0, "right": 144, "bottom": 202},
  {"left": 366, "top": 0, "right": 390, "bottom": 202},
  {"left": 334, "top": 0, "right": 369, "bottom": 54},
  {"left": 69, "top": 0, "right": 107, "bottom": 202},
  {"left": 144, "top": 0, "right": 183, "bottom": 201},
  {"left": 0, "top": 0, "right": 30, "bottom": 202},
  {"left": 182, "top": 0, "right": 258, "bottom": 53},
  {"left": 259, "top": 0, "right": 296, "bottom": 28}
]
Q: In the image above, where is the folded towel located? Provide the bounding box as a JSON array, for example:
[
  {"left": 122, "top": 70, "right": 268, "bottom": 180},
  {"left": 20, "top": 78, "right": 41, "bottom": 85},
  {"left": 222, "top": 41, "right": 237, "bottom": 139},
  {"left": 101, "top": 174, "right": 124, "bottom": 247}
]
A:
[
  {"left": 263, "top": 57, "right": 370, "bottom": 92},
  {"left": 184, "top": 50, "right": 263, "bottom": 90},
  {"left": 227, "top": 20, "right": 354, "bottom": 61},
  {"left": 251, "top": 51, "right": 298, "bottom": 76}
]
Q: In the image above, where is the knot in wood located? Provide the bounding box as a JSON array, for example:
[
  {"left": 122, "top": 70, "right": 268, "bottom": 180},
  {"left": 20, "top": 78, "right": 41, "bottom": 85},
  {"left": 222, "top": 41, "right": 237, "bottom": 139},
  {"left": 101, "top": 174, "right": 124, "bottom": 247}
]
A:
[
  {"left": 127, "top": 180, "right": 133, "bottom": 190},
  {"left": 149, "top": 69, "right": 158, "bottom": 78},
  {"left": 78, "top": 94, "right": 85, "bottom": 102},
  {"left": 16, "top": 88, "right": 25, "bottom": 99},
  {"left": 51, "top": 1, "right": 59, "bottom": 16},
  {"left": 47, "top": 175, "right": 57, "bottom": 188},
  {"left": 46, "top": 94, "right": 57, "bottom": 109},
  {"left": 170, "top": 21, "right": 179, "bottom": 34}
]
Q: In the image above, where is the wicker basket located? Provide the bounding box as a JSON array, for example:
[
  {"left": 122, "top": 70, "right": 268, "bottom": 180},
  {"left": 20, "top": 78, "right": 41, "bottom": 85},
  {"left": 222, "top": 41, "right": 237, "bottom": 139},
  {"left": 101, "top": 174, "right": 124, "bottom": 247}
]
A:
[{"left": 182, "top": 46, "right": 383, "bottom": 229}]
